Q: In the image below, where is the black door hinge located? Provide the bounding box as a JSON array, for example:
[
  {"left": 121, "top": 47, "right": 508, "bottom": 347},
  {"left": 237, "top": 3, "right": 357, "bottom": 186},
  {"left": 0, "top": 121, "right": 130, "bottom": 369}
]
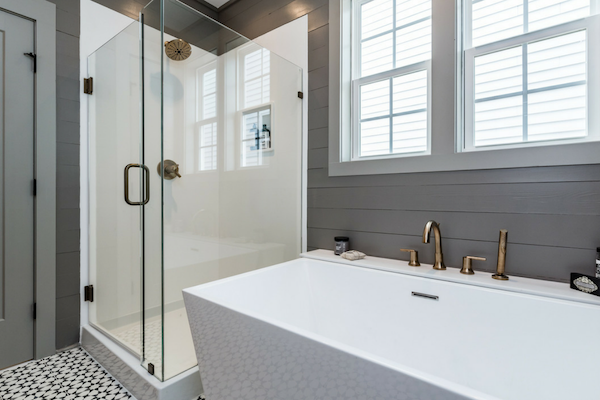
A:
[
  {"left": 147, "top": 363, "right": 155, "bottom": 375},
  {"left": 24, "top": 52, "right": 37, "bottom": 73},
  {"left": 33, "top": 303, "right": 37, "bottom": 320},
  {"left": 297, "top": 91, "right": 304, "bottom": 99},
  {"left": 33, "top": 179, "right": 37, "bottom": 196},
  {"left": 84, "top": 285, "right": 94, "bottom": 302},
  {"left": 84, "top": 77, "right": 93, "bottom": 95}
]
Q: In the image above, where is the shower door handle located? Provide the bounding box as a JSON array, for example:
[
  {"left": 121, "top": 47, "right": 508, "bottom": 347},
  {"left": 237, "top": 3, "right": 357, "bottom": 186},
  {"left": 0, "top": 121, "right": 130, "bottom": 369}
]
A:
[{"left": 124, "top": 164, "right": 150, "bottom": 205}]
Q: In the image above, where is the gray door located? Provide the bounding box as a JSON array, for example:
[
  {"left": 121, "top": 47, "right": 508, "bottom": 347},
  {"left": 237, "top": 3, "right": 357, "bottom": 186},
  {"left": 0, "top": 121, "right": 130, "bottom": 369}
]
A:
[{"left": 0, "top": 9, "right": 35, "bottom": 369}]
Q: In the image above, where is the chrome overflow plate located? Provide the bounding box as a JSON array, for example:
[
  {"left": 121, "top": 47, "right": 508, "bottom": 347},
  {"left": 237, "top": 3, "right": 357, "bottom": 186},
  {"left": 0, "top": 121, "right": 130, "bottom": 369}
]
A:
[{"left": 157, "top": 160, "right": 181, "bottom": 180}]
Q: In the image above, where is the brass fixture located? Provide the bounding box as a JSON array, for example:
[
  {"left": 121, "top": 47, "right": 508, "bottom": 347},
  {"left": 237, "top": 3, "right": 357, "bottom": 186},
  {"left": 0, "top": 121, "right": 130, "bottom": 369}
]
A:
[
  {"left": 157, "top": 160, "right": 181, "bottom": 180},
  {"left": 461, "top": 256, "right": 486, "bottom": 275},
  {"left": 422, "top": 220, "right": 445, "bottom": 270},
  {"left": 124, "top": 164, "right": 150, "bottom": 206},
  {"left": 400, "top": 249, "right": 420, "bottom": 266},
  {"left": 83, "top": 77, "right": 93, "bottom": 95},
  {"left": 493, "top": 229, "right": 509, "bottom": 280},
  {"left": 165, "top": 39, "right": 192, "bottom": 61}
]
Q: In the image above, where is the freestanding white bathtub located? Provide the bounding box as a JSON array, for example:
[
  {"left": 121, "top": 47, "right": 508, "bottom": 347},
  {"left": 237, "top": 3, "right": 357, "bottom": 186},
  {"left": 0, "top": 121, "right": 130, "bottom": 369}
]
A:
[{"left": 183, "top": 250, "right": 600, "bottom": 400}]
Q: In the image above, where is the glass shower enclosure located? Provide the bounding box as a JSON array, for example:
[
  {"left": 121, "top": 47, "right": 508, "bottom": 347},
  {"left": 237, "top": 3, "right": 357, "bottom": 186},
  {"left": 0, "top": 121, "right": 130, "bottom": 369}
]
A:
[{"left": 88, "top": 0, "right": 303, "bottom": 381}]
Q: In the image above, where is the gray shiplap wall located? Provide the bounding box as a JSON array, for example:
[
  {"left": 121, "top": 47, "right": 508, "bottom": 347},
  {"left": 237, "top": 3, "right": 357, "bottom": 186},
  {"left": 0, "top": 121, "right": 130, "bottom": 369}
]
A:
[
  {"left": 47, "top": 0, "right": 81, "bottom": 350},
  {"left": 92, "top": 0, "right": 219, "bottom": 20},
  {"left": 218, "top": 0, "right": 600, "bottom": 282}
]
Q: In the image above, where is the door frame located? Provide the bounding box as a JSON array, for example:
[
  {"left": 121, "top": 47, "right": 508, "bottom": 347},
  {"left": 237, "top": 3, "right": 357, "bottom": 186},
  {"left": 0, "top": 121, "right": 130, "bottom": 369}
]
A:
[{"left": 0, "top": 0, "right": 56, "bottom": 360}]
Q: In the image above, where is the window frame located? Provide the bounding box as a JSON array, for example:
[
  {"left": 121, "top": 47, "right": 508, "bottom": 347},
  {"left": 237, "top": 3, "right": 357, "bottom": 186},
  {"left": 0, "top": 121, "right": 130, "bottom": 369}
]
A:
[
  {"left": 462, "top": 6, "right": 600, "bottom": 153},
  {"left": 238, "top": 44, "right": 271, "bottom": 111},
  {"left": 235, "top": 43, "right": 273, "bottom": 169},
  {"left": 328, "top": 0, "right": 600, "bottom": 176},
  {"left": 350, "top": 0, "right": 432, "bottom": 161},
  {"left": 351, "top": 64, "right": 432, "bottom": 160},
  {"left": 194, "top": 63, "right": 218, "bottom": 172},
  {"left": 197, "top": 122, "right": 218, "bottom": 171}
]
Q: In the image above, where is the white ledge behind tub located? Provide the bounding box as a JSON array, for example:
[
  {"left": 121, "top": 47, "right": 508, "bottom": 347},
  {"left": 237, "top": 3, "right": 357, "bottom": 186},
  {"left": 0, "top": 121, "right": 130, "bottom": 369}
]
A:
[{"left": 301, "top": 249, "right": 600, "bottom": 307}]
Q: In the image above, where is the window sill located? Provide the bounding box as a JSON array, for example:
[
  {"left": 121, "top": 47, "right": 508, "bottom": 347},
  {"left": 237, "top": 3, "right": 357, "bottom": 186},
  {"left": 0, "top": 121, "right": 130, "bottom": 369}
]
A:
[{"left": 328, "top": 140, "right": 600, "bottom": 176}]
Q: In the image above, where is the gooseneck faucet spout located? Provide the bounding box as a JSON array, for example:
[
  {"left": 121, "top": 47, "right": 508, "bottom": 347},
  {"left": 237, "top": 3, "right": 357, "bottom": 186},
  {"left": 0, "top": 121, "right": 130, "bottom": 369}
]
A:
[{"left": 423, "top": 220, "right": 446, "bottom": 270}]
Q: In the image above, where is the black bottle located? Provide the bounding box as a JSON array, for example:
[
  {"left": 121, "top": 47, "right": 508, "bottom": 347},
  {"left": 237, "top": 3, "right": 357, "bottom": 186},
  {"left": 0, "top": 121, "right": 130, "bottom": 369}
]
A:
[
  {"left": 262, "top": 124, "right": 271, "bottom": 149},
  {"left": 596, "top": 247, "right": 600, "bottom": 278}
]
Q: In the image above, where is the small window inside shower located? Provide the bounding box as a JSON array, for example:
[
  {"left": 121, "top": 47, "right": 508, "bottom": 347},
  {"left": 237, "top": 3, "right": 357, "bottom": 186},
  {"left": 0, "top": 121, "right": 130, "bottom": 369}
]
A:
[
  {"left": 237, "top": 44, "right": 273, "bottom": 168},
  {"left": 192, "top": 63, "right": 218, "bottom": 172},
  {"left": 240, "top": 47, "right": 270, "bottom": 109}
]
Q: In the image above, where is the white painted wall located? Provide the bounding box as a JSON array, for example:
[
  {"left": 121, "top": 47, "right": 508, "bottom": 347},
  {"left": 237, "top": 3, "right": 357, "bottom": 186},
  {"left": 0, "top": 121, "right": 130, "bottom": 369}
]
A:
[
  {"left": 157, "top": 20, "right": 307, "bottom": 304},
  {"left": 80, "top": 0, "right": 134, "bottom": 327}
]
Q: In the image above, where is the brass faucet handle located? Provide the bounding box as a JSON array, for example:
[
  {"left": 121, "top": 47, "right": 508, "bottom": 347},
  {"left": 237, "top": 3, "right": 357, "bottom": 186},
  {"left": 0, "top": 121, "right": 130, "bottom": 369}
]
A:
[
  {"left": 461, "top": 256, "right": 486, "bottom": 275},
  {"left": 467, "top": 256, "right": 486, "bottom": 261},
  {"left": 170, "top": 164, "right": 182, "bottom": 178},
  {"left": 400, "top": 249, "right": 420, "bottom": 267}
]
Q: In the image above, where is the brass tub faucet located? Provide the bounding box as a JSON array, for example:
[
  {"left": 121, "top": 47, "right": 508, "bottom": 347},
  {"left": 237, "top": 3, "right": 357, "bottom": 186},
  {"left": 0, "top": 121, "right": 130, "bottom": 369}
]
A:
[{"left": 423, "top": 220, "right": 446, "bottom": 270}]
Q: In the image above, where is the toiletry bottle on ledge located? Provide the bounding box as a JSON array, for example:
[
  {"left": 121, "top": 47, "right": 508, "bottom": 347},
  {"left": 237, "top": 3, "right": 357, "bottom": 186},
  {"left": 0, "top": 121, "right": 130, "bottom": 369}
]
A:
[
  {"left": 335, "top": 237, "right": 349, "bottom": 255},
  {"left": 262, "top": 124, "right": 271, "bottom": 149},
  {"left": 596, "top": 247, "right": 600, "bottom": 278}
]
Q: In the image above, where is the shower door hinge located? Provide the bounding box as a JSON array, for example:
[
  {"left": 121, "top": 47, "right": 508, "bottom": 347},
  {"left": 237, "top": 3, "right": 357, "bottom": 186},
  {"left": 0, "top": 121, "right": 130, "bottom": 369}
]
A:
[
  {"left": 147, "top": 363, "right": 155, "bottom": 375},
  {"left": 84, "top": 77, "right": 93, "bottom": 95},
  {"left": 32, "top": 179, "right": 36, "bottom": 196},
  {"left": 297, "top": 91, "right": 304, "bottom": 99},
  {"left": 33, "top": 303, "right": 36, "bottom": 320},
  {"left": 84, "top": 285, "right": 94, "bottom": 302}
]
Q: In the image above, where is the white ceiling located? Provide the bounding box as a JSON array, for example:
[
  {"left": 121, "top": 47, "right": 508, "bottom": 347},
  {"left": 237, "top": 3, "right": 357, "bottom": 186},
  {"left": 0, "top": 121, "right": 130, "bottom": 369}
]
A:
[{"left": 204, "top": 0, "right": 231, "bottom": 8}]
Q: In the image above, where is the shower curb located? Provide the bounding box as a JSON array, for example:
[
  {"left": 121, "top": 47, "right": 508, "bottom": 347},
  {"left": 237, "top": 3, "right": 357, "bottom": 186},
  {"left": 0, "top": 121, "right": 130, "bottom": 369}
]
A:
[{"left": 81, "top": 325, "right": 203, "bottom": 400}]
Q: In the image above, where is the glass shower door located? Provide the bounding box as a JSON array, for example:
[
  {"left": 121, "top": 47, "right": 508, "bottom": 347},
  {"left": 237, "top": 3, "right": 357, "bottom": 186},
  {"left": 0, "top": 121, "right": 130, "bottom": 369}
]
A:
[
  {"left": 88, "top": 20, "right": 145, "bottom": 357},
  {"left": 144, "top": 0, "right": 304, "bottom": 381},
  {"left": 90, "top": 0, "right": 304, "bottom": 383},
  {"left": 88, "top": 3, "right": 167, "bottom": 379},
  {"left": 139, "top": 0, "right": 166, "bottom": 379}
]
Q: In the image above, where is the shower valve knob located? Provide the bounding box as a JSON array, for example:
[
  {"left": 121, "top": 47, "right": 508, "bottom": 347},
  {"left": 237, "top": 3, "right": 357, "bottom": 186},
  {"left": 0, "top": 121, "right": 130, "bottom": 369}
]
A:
[
  {"left": 157, "top": 160, "right": 181, "bottom": 180},
  {"left": 167, "top": 164, "right": 181, "bottom": 178}
]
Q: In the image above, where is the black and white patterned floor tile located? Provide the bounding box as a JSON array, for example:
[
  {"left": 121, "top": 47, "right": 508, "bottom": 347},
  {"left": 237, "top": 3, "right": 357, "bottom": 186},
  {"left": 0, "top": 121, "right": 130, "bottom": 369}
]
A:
[{"left": 0, "top": 347, "right": 134, "bottom": 400}]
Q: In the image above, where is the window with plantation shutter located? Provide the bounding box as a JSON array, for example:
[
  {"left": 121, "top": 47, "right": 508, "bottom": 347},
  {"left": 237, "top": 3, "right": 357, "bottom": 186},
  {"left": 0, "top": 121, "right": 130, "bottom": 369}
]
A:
[
  {"left": 242, "top": 48, "right": 270, "bottom": 109},
  {"left": 463, "top": 0, "right": 600, "bottom": 151},
  {"left": 238, "top": 44, "right": 272, "bottom": 168},
  {"left": 195, "top": 66, "right": 217, "bottom": 172},
  {"left": 351, "top": 0, "right": 432, "bottom": 160},
  {"left": 330, "top": 0, "right": 600, "bottom": 176}
]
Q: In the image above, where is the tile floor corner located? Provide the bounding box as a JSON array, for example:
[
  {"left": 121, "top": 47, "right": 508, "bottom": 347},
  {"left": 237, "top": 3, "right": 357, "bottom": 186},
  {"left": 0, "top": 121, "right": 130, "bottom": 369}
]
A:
[{"left": 0, "top": 347, "right": 205, "bottom": 400}]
